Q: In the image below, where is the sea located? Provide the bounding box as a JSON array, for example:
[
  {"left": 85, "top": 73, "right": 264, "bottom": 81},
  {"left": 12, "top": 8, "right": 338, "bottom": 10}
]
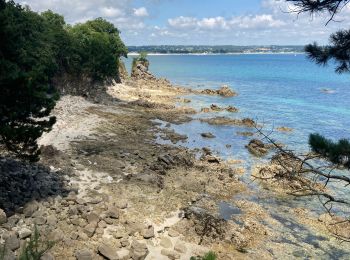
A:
[{"left": 124, "top": 54, "right": 350, "bottom": 258}]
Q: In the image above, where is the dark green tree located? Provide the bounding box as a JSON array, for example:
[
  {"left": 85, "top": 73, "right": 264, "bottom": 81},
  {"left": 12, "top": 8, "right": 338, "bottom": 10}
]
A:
[
  {"left": 0, "top": 1, "right": 127, "bottom": 161},
  {"left": 67, "top": 18, "right": 128, "bottom": 80},
  {"left": 287, "top": 0, "right": 350, "bottom": 168},
  {"left": 0, "top": 0, "right": 58, "bottom": 161}
]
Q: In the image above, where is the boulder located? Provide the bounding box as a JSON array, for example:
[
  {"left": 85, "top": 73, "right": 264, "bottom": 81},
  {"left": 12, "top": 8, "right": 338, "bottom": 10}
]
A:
[
  {"left": 201, "top": 132, "right": 215, "bottom": 138},
  {"left": 160, "top": 237, "right": 173, "bottom": 248},
  {"left": 210, "top": 104, "right": 223, "bottom": 111},
  {"left": 4, "top": 231, "right": 20, "bottom": 251},
  {"left": 174, "top": 241, "right": 187, "bottom": 253},
  {"left": 23, "top": 201, "right": 39, "bottom": 217},
  {"left": 75, "top": 249, "right": 94, "bottom": 260},
  {"left": 98, "top": 243, "right": 118, "bottom": 260},
  {"left": 161, "top": 249, "right": 180, "bottom": 259},
  {"left": 0, "top": 208, "right": 7, "bottom": 225},
  {"left": 130, "top": 240, "right": 148, "bottom": 260},
  {"left": 40, "top": 253, "right": 55, "bottom": 260},
  {"left": 46, "top": 215, "right": 58, "bottom": 226},
  {"left": 18, "top": 228, "right": 32, "bottom": 239},
  {"left": 226, "top": 106, "right": 239, "bottom": 113},
  {"left": 106, "top": 207, "right": 120, "bottom": 219},
  {"left": 142, "top": 225, "right": 154, "bottom": 239},
  {"left": 168, "top": 229, "right": 179, "bottom": 238},
  {"left": 117, "top": 249, "right": 130, "bottom": 260},
  {"left": 246, "top": 139, "right": 269, "bottom": 157},
  {"left": 217, "top": 85, "right": 237, "bottom": 97},
  {"left": 83, "top": 223, "right": 97, "bottom": 238},
  {"left": 86, "top": 212, "right": 100, "bottom": 224}
]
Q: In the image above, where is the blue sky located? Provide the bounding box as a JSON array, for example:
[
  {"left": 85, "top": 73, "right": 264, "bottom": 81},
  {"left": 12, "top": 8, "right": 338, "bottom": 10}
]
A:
[{"left": 20, "top": 0, "right": 350, "bottom": 45}]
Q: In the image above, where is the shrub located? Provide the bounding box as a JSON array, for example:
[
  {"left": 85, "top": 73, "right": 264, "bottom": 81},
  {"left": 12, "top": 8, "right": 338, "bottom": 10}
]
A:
[
  {"left": 19, "top": 226, "right": 55, "bottom": 260},
  {"left": 190, "top": 251, "right": 217, "bottom": 260}
]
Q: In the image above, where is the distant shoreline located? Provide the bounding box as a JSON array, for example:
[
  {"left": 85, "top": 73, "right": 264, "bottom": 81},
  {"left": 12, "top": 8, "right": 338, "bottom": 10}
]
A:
[{"left": 127, "top": 52, "right": 305, "bottom": 56}]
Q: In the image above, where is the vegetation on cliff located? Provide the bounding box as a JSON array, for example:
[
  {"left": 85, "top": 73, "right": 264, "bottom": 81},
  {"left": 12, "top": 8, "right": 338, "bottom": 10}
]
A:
[{"left": 0, "top": 0, "right": 127, "bottom": 161}]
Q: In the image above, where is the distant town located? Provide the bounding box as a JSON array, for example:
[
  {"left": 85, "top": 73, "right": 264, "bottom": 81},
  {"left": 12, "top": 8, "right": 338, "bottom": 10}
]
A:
[{"left": 127, "top": 45, "right": 305, "bottom": 54}]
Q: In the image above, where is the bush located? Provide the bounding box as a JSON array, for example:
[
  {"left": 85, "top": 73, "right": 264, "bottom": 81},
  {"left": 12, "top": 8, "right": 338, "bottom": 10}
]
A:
[
  {"left": 19, "top": 226, "right": 55, "bottom": 260},
  {"left": 67, "top": 18, "right": 127, "bottom": 80},
  {"left": 0, "top": 1, "right": 127, "bottom": 161},
  {"left": 190, "top": 251, "right": 217, "bottom": 260},
  {"left": 0, "top": 0, "right": 58, "bottom": 161}
]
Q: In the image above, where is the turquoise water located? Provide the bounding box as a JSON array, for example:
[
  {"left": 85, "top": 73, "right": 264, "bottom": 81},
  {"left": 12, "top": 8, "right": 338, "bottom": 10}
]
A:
[
  {"left": 124, "top": 55, "right": 350, "bottom": 256},
  {"left": 125, "top": 54, "right": 350, "bottom": 162}
]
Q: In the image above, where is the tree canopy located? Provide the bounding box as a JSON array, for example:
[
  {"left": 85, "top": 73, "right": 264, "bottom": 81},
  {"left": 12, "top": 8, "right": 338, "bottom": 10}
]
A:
[
  {"left": 287, "top": 0, "right": 350, "bottom": 166},
  {"left": 0, "top": 0, "right": 127, "bottom": 161},
  {"left": 287, "top": 0, "right": 350, "bottom": 73}
]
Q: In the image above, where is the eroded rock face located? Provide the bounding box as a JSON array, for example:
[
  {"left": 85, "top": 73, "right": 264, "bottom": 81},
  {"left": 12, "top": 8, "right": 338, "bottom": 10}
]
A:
[{"left": 131, "top": 61, "right": 155, "bottom": 81}]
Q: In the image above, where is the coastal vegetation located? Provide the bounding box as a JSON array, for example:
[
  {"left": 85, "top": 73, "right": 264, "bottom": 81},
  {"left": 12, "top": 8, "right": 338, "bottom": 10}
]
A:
[
  {"left": 0, "top": 0, "right": 127, "bottom": 161},
  {"left": 1, "top": 0, "right": 350, "bottom": 258}
]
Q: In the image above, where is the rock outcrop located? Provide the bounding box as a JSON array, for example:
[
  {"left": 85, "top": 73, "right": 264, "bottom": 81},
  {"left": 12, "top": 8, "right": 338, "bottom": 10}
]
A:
[
  {"left": 200, "top": 85, "right": 237, "bottom": 97},
  {"left": 246, "top": 139, "right": 270, "bottom": 157}
]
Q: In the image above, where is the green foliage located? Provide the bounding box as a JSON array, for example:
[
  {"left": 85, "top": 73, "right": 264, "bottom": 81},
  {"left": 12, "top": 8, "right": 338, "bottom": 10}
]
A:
[
  {"left": 0, "top": 0, "right": 58, "bottom": 161},
  {"left": 67, "top": 18, "right": 128, "bottom": 80},
  {"left": 309, "top": 133, "right": 350, "bottom": 168},
  {"left": 288, "top": 1, "right": 350, "bottom": 172},
  {"left": 0, "top": 1, "right": 127, "bottom": 161},
  {"left": 132, "top": 52, "right": 149, "bottom": 72},
  {"left": 190, "top": 251, "right": 217, "bottom": 260},
  {"left": 0, "top": 244, "right": 5, "bottom": 259},
  {"left": 19, "top": 226, "right": 55, "bottom": 260},
  {"left": 305, "top": 30, "right": 350, "bottom": 73},
  {"left": 138, "top": 51, "right": 148, "bottom": 62}
]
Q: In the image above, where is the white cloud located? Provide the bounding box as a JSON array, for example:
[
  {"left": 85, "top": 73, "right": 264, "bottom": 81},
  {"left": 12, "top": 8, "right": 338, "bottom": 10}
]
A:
[
  {"left": 133, "top": 7, "right": 148, "bottom": 17},
  {"left": 168, "top": 14, "right": 285, "bottom": 31},
  {"left": 16, "top": 0, "right": 350, "bottom": 45},
  {"left": 100, "top": 7, "right": 122, "bottom": 17}
]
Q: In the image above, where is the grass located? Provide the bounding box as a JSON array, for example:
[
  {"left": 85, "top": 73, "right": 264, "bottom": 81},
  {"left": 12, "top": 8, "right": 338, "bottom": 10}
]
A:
[
  {"left": 190, "top": 251, "right": 217, "bottom": 260},
  {"left": 19, "top": 226, "right": 54, "bottom": 260}
]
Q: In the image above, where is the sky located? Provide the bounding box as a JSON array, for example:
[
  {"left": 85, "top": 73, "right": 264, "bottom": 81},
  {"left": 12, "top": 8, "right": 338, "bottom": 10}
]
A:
[{"left": 19, "top": 0, "right": 350, "bottom": 46}]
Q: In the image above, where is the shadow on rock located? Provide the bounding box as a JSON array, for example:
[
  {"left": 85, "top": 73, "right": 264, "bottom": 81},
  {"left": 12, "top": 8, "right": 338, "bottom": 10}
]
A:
[{"left": 0, "top": 156, "right": 70, "bottom": 216}]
